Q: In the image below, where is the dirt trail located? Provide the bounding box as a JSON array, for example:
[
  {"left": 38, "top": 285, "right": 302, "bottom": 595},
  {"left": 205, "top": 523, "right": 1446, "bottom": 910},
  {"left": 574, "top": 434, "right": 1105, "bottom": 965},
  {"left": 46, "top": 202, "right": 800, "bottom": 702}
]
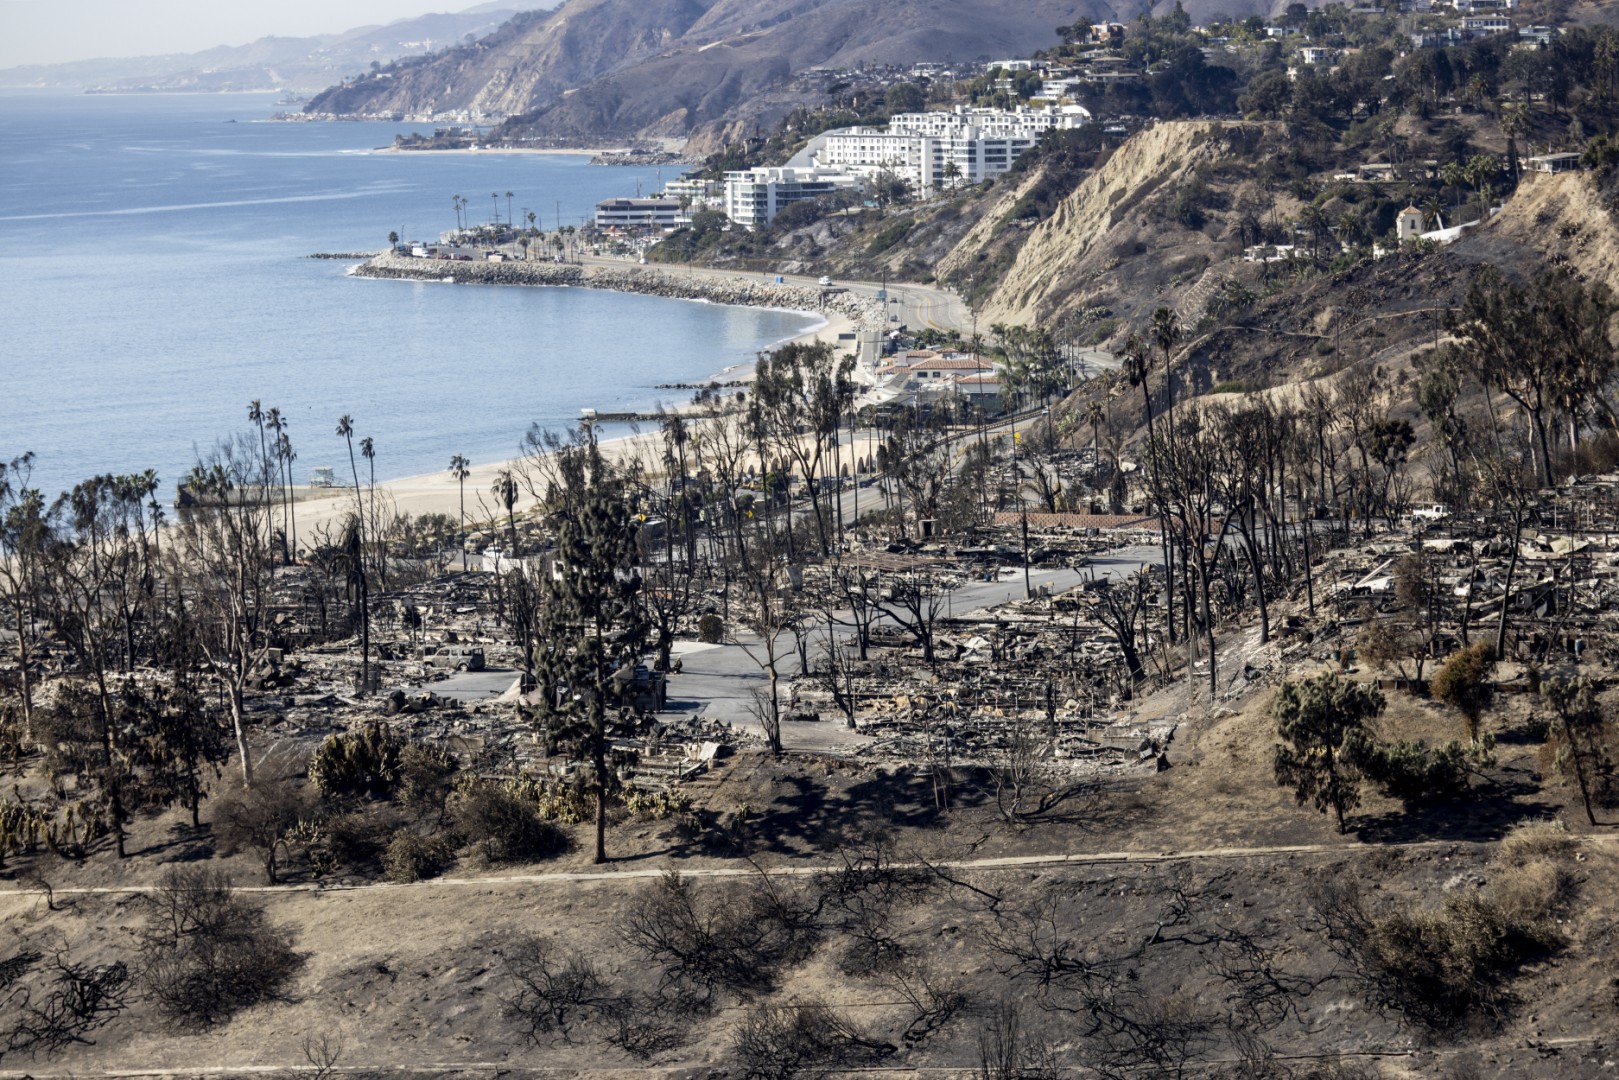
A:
[{"left": 8, "top": 832, "right": 1614, "bottom": 900}]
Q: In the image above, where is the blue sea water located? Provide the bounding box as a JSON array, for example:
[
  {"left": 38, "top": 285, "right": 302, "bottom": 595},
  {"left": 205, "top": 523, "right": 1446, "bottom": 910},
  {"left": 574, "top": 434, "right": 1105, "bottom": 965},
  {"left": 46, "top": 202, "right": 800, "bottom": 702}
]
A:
[{"left": 0, "top": 92, "right": 815, "bottom": 500}]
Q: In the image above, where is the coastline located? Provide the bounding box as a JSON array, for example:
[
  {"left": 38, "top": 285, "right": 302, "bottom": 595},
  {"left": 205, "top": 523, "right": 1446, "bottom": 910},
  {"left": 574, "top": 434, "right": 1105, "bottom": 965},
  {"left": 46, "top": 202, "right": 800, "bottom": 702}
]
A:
[
  {"left": 352, "top": 252, "right": 876, "bottom": 379},
  {"left": 288, "top": 253, "right": 874, "bottom": 538},
  {"left": 370, "top": 145, "right": 633, "bottom": 157}
]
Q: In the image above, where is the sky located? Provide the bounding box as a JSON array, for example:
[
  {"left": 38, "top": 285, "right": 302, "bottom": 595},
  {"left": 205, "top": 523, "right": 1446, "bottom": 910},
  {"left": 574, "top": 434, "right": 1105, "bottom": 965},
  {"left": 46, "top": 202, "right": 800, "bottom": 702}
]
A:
[{"left": 0, "top": 1, "right": 501, "bottom": 68}]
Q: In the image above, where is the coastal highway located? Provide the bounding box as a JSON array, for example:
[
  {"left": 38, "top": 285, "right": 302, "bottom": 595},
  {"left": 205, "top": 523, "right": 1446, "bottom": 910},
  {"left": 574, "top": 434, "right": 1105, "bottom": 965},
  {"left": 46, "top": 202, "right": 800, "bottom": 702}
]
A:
[{"left": 577, "top": 252, "right": 971, "bottom": 335}]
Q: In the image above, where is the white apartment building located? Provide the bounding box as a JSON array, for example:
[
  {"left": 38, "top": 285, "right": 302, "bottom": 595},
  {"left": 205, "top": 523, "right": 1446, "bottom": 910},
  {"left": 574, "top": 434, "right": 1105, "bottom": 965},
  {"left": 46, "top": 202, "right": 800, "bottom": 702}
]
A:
[
  {"left": 722, "top": 166, "right": 864, "bottom": 228},
  {"left": 812, "top": 103, "right": 1090, "bottom": 191},
  {"left": 888, "top": 103, "right": 1090, "bottom": 140}
]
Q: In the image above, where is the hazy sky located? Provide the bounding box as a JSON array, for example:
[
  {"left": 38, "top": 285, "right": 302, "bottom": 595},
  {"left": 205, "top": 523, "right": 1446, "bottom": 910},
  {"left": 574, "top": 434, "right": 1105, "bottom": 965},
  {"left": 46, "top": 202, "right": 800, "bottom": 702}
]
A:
[{"left": 1, "top": 1, "right": 497, "bottom": 68}]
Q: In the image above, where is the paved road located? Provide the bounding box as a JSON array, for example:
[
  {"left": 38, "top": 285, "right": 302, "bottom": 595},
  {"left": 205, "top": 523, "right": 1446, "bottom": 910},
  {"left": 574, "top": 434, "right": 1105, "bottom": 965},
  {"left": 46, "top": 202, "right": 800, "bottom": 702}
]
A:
[{"left": 578, "top": 252, "right": 970, "bottom": 334}]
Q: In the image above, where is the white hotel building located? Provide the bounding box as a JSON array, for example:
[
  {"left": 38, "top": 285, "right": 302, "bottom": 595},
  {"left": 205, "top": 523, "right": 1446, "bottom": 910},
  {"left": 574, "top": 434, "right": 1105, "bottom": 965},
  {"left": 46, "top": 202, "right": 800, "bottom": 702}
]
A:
[
  {"left": 812, "top": 103, "right": 1090, "bottom": 191},
  {"left": 721, "top": 103, "right": 1089, "bottom": 228}
]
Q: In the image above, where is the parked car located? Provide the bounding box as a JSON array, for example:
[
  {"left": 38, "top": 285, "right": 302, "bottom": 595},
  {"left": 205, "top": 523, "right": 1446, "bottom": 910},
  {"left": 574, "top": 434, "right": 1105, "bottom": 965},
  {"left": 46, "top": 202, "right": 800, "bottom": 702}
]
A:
[
  {"left": 422, "top": 645, "right": 485, "bottom": 672},
  {"left": 1412, "top": 504, "right": 1450, "bottom": 522}
]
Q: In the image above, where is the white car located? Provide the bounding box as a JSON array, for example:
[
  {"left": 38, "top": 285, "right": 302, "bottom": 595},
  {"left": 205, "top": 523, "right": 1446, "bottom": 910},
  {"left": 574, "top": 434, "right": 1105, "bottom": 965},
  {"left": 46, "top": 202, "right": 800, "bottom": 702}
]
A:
[
  {"left": 1411, "top": 504, "right": 1450, "bottom": 522},
  {"left": 818, "top": 275, "right": 832, "bottom": 286}
]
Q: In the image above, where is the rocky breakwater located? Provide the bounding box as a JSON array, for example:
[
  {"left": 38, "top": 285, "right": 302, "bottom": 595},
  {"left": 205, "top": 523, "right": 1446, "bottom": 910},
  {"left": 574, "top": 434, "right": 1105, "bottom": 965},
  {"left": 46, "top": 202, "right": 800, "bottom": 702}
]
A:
[{"left": 353, "top": 253, "right": 886, "bottom": 331}]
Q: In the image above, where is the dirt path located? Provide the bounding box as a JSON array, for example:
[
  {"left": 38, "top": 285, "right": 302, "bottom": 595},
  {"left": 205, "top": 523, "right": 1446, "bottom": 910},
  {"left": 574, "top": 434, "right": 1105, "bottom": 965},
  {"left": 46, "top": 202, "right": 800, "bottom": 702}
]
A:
[{"left": 9, "top": 832, "right": 1614, "bottom": 899}]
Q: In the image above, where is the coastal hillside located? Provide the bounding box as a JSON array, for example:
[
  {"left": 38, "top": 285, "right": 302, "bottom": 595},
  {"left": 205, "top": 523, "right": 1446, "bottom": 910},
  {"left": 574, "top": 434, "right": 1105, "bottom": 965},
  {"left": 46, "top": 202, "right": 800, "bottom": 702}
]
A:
[
  {"left": 306, "top": 0, "right": 1167, "bottom": 140},
  {"left": 943, "top": 120, "right": 1275, "bottom": 330}
]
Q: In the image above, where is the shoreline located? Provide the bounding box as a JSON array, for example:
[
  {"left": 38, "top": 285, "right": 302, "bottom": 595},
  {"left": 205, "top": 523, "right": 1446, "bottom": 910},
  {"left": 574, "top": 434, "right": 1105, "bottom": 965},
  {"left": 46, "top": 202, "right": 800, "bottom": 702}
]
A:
[
  {"left": 287, "top": 253, "right": 876, "bottom": 538},
  {"left": 352, "top": 252, "right": 876, "bottom": 380},
  {"left": 370, "top": 145, "right": 635, "bottom": 157}
]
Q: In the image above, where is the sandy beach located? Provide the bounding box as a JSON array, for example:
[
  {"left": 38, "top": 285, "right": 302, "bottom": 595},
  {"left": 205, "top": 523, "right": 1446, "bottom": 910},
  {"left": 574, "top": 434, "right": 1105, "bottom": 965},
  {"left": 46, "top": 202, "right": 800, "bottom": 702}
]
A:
[
  {"left": 288, "top": 293, "right": 857, "bottom": 541},
  {"left": 373, "top": 145, "right": 632, "bottom": 156}
]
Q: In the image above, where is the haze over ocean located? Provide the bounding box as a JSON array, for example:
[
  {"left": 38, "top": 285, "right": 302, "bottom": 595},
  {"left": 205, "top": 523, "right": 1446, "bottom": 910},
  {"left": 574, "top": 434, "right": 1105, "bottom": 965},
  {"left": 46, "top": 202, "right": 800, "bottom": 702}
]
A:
[{"left": 0, "top": 92, "right": 816, "bottom": 499}]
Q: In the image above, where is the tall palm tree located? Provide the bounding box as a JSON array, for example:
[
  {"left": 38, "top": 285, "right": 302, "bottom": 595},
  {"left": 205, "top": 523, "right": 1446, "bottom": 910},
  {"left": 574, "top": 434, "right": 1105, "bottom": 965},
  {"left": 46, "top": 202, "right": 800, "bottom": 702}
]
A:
[
  {"left": 278, "top": 429, "right": 298, "bottom": 563},
  {"left": 1086, "top": 399, "right": 1105, "bottom": 464},
  {"left": 505, "top": 190, "right": 515, "bottom": 229},
  {"left": 360, "top": 435, "right": 376, "bottom": 535},
  {"left": 336, "top": 415, "right": 371, "bottom": 691},
  {"left": 247, "top": 399, "right": 274, "bottom": 550},
  {"left": 491, "top": 191, "right": 500, "bottom": 226},
  {"left": 265, "top": 406, "right": 290, "bottom": 563},
  {"left": 1150, "top": 307, "right": 1180, "bottom": 415},
  {"left": 452, "top": 194, "right": 462, "bottom": 232},
  {"left": 492, "top": 468, "right": 519, "bottom": 554},
  {"left": 449, "top": 454, "right": 471, "bottom": 570}
]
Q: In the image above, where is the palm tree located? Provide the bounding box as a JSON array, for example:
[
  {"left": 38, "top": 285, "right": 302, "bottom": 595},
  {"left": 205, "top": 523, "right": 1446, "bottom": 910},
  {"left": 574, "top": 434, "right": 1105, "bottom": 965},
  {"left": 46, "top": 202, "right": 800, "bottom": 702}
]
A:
[
  {"left": 359, "top": 436, "right": 376, "bottom": 534},
  {"left": 1440, "top": 161, "right": 1466, "bottom": 216},
  {"left": 1150, "top": 306, "right": 1180, "bottom": 415},
  {"left": 1421, "top": 194, "right": 1444, "bottom": 231},
  {"left": 449, "top": 454, "right": 471, "bottom": 571},
  {"left": 247, "top": 399, "right": 274, "bottom": 550},
  {"left": 505, "top": 190, "right": 515, "bottom": 229},
  {"left": 452, "top": 194, "right": 463, "bottom": 232},
  {"left": 1121, "top": 333, "right": 1154, "bottom": 437},
  {"left": 492, "top": 468, "right": 519, "bottom": 554},
  {"left": 491, "top": 191, "right": 500, "bottom": 227},
  {"left": 336, "top": 415, "right": 371, "bottom": 691},
  {"left": 265, "top": 407, "right": 290, "bottom": 563},
  {"left": 1298, "top": 203, "right": 1330, "bottom": 262},
  {"left": 1086, "top": 399, "right": 1105, "bottom": 464},
  {"left": 277, "top": 429, "right": 298, "bottom": 563}
]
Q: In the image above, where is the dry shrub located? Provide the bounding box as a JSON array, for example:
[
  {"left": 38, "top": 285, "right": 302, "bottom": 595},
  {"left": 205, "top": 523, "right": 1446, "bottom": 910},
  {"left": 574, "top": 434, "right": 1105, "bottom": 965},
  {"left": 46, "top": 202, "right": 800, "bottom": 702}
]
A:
[
  {"left": 1497, "top": 818, "right": 1575, "bottom": 868},
  {"left": 452, "top": 780, "right": 567, "bottom": 864},
  {"left": 382, "top": 831, "right": 454, "bottom": 883},
  {"left": 1316, "top": 829, "right": 1575, "bottom": 1027}
]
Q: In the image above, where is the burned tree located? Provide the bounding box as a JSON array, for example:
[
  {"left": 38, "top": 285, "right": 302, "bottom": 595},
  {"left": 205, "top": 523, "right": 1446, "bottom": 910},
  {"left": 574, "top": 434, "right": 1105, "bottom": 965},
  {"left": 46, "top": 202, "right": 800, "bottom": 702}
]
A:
[
  {"left": 167, "top": 442, "right": 276, "bottom": 784},
  {"left": 523, "top": 426, "right": 647, "bottom": 864}
]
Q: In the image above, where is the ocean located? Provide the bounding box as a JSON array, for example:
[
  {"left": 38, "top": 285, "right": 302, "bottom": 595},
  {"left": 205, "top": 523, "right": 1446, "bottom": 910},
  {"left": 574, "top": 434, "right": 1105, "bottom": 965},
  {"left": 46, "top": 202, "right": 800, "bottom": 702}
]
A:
[{"left": 0, "top": 91, "right": 816, "bottom": 500}]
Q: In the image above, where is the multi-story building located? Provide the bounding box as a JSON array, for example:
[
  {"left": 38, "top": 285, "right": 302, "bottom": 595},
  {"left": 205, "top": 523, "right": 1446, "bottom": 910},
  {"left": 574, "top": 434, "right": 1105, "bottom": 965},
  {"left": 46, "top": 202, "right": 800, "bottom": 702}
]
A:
[
  {"left": 888, "top": 103, "right": 1090, "bottom": 141},
  {"left": 593, "top": 197, "right": 680, "bottom": 231},
  {"left": 811, "top": 103, "right": 1090, "bottom": 192},
  {"left": 722, "top": 166, "right": 864, "bottom": 228}
]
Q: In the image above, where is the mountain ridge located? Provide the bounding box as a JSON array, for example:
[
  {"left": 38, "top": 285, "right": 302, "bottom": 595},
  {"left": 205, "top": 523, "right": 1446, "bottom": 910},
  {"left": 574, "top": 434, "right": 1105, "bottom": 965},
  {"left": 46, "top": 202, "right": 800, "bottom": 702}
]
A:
[
  {"left": 0, "top": 7, "right": 535, "bottom": 93},
  {"left": 303, "top": 0, "right": 1178, "bottom": 144}
]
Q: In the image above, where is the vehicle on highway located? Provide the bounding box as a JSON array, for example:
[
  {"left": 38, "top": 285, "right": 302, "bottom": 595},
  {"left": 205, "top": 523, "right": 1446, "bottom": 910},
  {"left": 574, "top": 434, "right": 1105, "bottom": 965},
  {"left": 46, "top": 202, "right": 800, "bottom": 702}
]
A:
[{"left": 818, "top": 275, "right": 833, "bottom": 286}]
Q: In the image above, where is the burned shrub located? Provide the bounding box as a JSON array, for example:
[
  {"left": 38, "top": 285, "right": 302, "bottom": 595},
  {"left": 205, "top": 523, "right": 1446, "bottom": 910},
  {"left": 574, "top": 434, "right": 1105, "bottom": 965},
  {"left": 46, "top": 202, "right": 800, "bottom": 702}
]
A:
[
  {"left": 2, "top": 948, "right": 130, "bottom": 1060},
  {"left": 214, "top": 775, "right": 312, "bottom": 884},
  {"left": 812, "top": 839, "right": 936, "bottom": 977},
  {"left": 500, "top": 935, "right": 609, "bottom": 1044},
  {"left": 396, "top": 743, "right": 459, "bottom": 824},
  {"left": 139, "top": 867, "right": 301, "bottom": 1031},
  {"left": 620, "top": 869, "right": 819, "bottom": 1002},
  {"left": 731, "top": 997, "right": 895, "bottom": 1079}
]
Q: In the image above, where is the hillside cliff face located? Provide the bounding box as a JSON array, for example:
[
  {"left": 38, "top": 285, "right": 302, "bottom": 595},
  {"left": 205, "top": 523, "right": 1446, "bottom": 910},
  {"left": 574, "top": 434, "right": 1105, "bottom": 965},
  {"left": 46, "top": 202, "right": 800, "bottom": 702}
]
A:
[{"left": 937, "top": 121, "right": 1282, "bottom": 341}]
